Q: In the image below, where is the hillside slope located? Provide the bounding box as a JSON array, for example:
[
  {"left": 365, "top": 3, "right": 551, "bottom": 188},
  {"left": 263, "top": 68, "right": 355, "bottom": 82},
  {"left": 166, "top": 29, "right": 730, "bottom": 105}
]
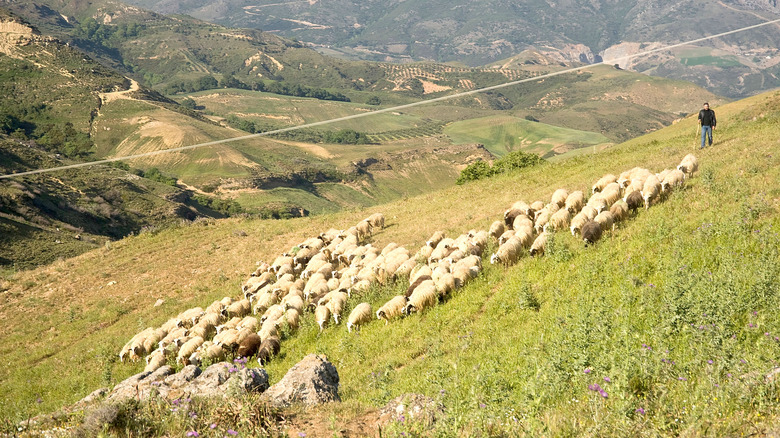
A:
[{"left": 1, "top": 88, "right": 778, "bottom": 435}]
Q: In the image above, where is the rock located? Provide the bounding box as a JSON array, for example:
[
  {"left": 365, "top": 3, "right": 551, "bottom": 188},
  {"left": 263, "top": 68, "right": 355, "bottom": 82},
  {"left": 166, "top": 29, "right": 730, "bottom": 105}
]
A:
[
  {"left": 164, "top": 365, "right": 202, "bottom": 388},
  {"left": 75, "top": 387, "right": 109, "bottom": 406},
  {"left": 378, "top": 394, "right": 444, "bottom": 426},
  {"left": 261, "top": 354, "right": 340, "bottom": 407},
  {"left": 766, "top": 367, "right": 780, "bottom": 383},
  {"left": 229, "top": 367, "right": 269, "bottom": 394},
  {"left": 153, "top": 298, "right": 165, "bottom": 307}
]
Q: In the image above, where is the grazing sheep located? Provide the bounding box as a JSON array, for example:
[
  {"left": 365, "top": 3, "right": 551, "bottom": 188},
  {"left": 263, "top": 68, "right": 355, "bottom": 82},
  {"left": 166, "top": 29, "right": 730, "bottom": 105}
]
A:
[
  {"left": 189, "top": 324, "right": 215, "bottom": 341},
  {"left": 551, "top": 189, "right": 569, "bottom": 208},
  {"left": 529, "top": 232, "right": 550, "bottom": 257},
  {"left": 325, "top": 294, "right": 347, "bottom": 324},
  {"left": 203, "top": 343, "right": 227, "bottom": 362},
  {"left": 236, "top": 333, "right": 263, "bottom": 359},
  {"left": 582, "top": 221, "right": 603, "bottom": 246},
  {"left": 160, "top": 318, "right": 183, "bottom": 334},
  {"left": 513, "top": 226, "right": 535, "bottom": 249},
  {"left": 490, "top": 236, "right": 522, "bottom": 265},
  {"left": 435, "top": 272, "right": 457, "bottom": 296},
  {"left": 610, "top": 200, "right": 629, "bottom": 223},
  {"left": 592, "top": 174, "right": 618, "bottom": 193},
  {"left": 261, "top": 304, "right": 285, "bottom": 325},
  {"left": 587, "top": 193, "right": 608, "bottom": 214},
  {"left": 529, "top": 201, "right": 545, "bottom": 214},
  {"left": 256, "top": 336, "right": 281, "bottom": 365},
  {"left": 177, "top": 307, "right": 204, "bottom": 328},
  {"left": 144, "top": 349, "right": 168, "bottom": 373},
  {"left": 415, "top": 245, "right": 435, "bottom": 261},
  {"left": 677, "top": 154, "right": 698, "bottom": 178},
  {"left": 225, "top": 299, "right": 251, "bottom": 318},
  {"left": 377, "top": 295, "right": 408, "bottom": 325},
  {"left": 624, "top": 190, "right": 643, "bottom": 213},
  {"left": 534, "top": 209, "right": 552, "bottom": 234},
  {"left": 599, "top": 185, "right": 622, "bottom": 207},
  {"left": 355, "top": 221, "right": 373, "bottom": 242},
  {"left": 394, "top": 258, "right": 417, "bottom": 279},
  {"left": 545, "top": 208, "right": 572, "bottom": 232},
  {"left": 242, "top": 272, "right": 275, "bottom": 296},
  {"left": 503, "top": 208, "right": 527, "bottom": 229},
  {"left": 565, "top": 191, "right": 585, "bottom": 213},
  {"left": 406, "top": 275, "right": 433, "bottom": 297},
  {"left": 284, "top": 308, "right": 300, "bottom": 331},
  {"left": 661, "top": 168, "right": 685, "bottom": 194},
  {"left": 498, "top": 229, "right": 516, "bottom": 245},
  {"left": 213, "top": 329, "right": 240, "bottom": 352},
  {"left": 347, "top": 303, "right": 372, "bottom": 333},
  {"left": 641, "top": 174, "right": 661, "bottom": 209},
  {"left": 426, "top": 231, "right": 445, "bottom": 248},
  {"left": 512, "top": 215, "right": 534, "bottom": 232},
  {"left": 252, "top": 291, "right": 279, "bottom": 315},
  {"left": 570, "top": 211, "right": 590, "bottom": 236},
  {"left": 315, "top": 305, "right": 331, "bottom": 331},
  {"left": 281, "top": 294, "right": 304, "bottom": 314},
  {"left": 365, "top": 213, "right": 386, "bottom": 230},
  {"left": 403, "top": 281, "right": 438, "bottom": 315},
  {"left": 594, "top": 211, "right": 615, "bottom": 232},
  {"left": 580, "top": 205, "right": 598, "bottom": 221},
  {"left": 489, "top": 220, "right": 505, "bottom": 240},
  {"left": 258, "top": 320, "right": 279, "bottom": 341},
  {"left": 237, "top": 316, "right": 260, "bottom": 332},
  {"left": 177, "top": 336, "right": 205, "bottom": 365}
]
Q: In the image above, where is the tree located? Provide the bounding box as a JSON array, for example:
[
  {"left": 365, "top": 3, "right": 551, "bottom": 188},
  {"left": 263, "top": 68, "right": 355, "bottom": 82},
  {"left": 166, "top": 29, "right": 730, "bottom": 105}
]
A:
[
  {"left": 180, "top": 97, "right": 197, "bottom": 110},
  {"left": 367, "top": 96, "right": 381, "bottom": 106},
  {"left": 456, "top": 160, "right": 492, "bottom": 185}
]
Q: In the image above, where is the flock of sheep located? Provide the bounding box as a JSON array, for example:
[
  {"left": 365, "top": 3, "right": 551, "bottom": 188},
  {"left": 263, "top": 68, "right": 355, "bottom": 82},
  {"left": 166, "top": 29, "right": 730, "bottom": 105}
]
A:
[{"left": 118, "top": 154, "right": 699, "bottom": 373}]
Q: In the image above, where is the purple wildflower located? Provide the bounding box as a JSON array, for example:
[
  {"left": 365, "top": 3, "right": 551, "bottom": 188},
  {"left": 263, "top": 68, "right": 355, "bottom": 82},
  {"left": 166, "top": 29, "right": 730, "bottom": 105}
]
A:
[
  {"left": 588, "top": 383, "right": 602, "bottom": 392},
  {"left": 636, "top": 407, "right": 645, "bottom": 415},
  {"left": 298, "top": 433, "right": 307, "bottom": 438},
  {"left": 766, "top": 332, "right": 771, "bottom": 336},
  {"left": 584, "top": 368, "right": 592, "bottom": 374},
  {"left": 727, "top": 373, "right": 732, "bottom": 377},
  {"left": 598, "top": 388, "right": 608, "bottom": 399},
  {"left": 186, "top": 432, "right": 199, "bottom": 437},
  {"left": 741, "top": 359, "right": 747, "bottom": 364},
  {"left": 210, "top": 424, "right": 217, "bottom": 430},
  {"left": 479, "top": 403, "right": 486, "bottom": 408},
  {"left": 604, "top": 377, "right": 611, "bottom": 383},
  {"left": 678, "top": 377, "right": 687, "bottom": 381},
  {"left": 707, "top": 360, "right": 713, "bottom": 364},
  {"left": 227, "top": 430, "right": 238, "bottom": 436}
]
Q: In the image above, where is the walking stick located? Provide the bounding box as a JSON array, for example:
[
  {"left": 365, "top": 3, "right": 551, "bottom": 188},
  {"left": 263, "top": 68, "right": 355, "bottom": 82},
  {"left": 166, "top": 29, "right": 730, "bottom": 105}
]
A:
[{"left": 694, "top": 123, "right": 699, "bottom": 150}]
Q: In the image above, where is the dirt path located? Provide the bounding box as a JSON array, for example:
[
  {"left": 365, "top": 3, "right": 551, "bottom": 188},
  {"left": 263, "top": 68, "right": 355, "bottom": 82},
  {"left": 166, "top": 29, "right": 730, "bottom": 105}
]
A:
[{"left": 99, "top": 78, "right": 140, "bottom": 105}]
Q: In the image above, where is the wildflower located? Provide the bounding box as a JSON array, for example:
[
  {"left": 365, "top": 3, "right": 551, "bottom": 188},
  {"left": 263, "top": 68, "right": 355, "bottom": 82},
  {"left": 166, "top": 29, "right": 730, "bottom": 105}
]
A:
[
  {"left": 749, "top": 323, "right": 755, "bottom": 328},
  {"left": 598, "top": 388, "right": 608, "bottom": 399},
  {"left": 186, "top": 432, "right": 199, "bottom": 437},
  {"left": 741, "top": 359, "right": 747, "bottom": 364},
  {"left": 588, "top": 383, "right": 602, "bottom": 392},
  {"left": 210, "top": 424, "right": 217, "bottom": 429},
  {"left": 604, "top": 377, "right": 611, "bottom": 383},
  {"left": 227, "top": 430, "right": 238, "bottom": 436},
  {"left": 298, "top": 433, "right": 307, "bottom": 438},
  {"left": 636, "top": 407, "right": 645, "bottom": 415},
  {"left": 189, "top": 411, "right": 197, "bottom": 418},
  {"left": 727, "top": 373, "right": 732, "bottom": 377},
  {"left": 766, "top": 332, "right": 771, "bottom": 336},
  {"left": 678, "top": 377, "right": 687, "bottom": 381},
  {"left": 479, "top": 403, "right": 486, "bottom": 408},
  {"left": 707, "top": 360, "right": 713, "bottom": 364},
  {"left": 583, "top": 368, "right": 591, "bottom": 374}
]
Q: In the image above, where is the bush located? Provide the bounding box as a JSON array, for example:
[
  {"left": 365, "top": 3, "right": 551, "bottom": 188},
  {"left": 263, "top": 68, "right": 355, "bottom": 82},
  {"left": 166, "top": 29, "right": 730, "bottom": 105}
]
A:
[{"left": 456, "top": 151, "right": 544, "bottom": 184}]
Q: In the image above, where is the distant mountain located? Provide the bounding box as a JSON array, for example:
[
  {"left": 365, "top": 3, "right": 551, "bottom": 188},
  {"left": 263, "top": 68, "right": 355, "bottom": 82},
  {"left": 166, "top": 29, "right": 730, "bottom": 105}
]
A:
[{"left": 119, "top": 0, "right": 780, "bottom": 97}]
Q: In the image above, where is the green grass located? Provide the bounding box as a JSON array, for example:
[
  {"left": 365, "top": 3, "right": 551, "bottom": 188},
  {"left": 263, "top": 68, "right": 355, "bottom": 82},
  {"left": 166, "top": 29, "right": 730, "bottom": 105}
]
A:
[
  {"left": 2, "top": 88, "right": 780, "bottom": 435},
  {"left": 444, "top": 115, "right": 611, "bottom": 157},
  {"left": 681, "top": 55, "right": 743, "bottom": 67}
]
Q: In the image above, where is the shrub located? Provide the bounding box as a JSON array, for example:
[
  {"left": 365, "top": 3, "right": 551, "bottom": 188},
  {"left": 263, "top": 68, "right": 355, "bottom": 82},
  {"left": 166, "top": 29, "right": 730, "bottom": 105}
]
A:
[{"left": 456, "top": 151, "right": 544, "bottom": 184}]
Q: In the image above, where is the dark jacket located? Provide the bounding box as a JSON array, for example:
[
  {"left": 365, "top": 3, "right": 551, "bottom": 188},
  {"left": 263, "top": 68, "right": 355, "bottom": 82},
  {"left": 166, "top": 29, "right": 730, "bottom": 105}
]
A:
[{"left": 698, "top": 109, "right": 716, "bottom": 127}]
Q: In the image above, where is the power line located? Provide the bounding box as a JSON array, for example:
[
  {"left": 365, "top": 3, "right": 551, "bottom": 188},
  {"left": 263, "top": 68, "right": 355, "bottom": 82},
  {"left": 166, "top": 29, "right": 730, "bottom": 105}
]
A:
[{"left": 2, "top": 17, "right": 779, "bottom": 180}]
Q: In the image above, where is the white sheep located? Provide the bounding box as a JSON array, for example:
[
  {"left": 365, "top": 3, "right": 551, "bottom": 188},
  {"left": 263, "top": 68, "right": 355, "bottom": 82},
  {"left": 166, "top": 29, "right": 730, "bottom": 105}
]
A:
[
  {"left": 365, "top": 213, "right": 386, "bottom": 230},
  {"left": 551, "top": 189, "right": 569, "bottom": 208},
  {"left": 545, "top": 208, "right": 571, "bottom": 232},
  {"left": 661, "top": 168, "right": 685, "bottom": 194},
  {"left": 490, "top": 236, "right": 522, "bottom": 265},
  {"left": 641, "top": 174, "right": 661, "bottom": 209},
  {"left": 489, "top": 220, "right": 505, "bottom": 240},
  {"left": 592, "top": 174, "right": 618, "bottom": 193},
  {"left": 176, "top": 336, "right": 205, "bottom": 365},
  {"left": 594, "top": 211, "right": 615, "bottom": 232},
  {"left": 677, "top": 154, "right": 698, "bottom": 178},
  {"left": 529, "top": 232, "right": 550, "bottom": 257},
  {"left": 610, "top": 199, "right": 629, "bottom": 224},
  {"left": 315, "top": 305, "right": 331, "bottom": 332},
  {"left": 565, "top": 191, "right": 585, "bottom": 213},
  {"left": 376, "top": 295, "right": 408, "bottom": 325},
  {"left": 347, "top": 303, "right": 372, "bottom": 333},
  {"left": 404, "top": 281, "right": 438, "bottom": 315}
]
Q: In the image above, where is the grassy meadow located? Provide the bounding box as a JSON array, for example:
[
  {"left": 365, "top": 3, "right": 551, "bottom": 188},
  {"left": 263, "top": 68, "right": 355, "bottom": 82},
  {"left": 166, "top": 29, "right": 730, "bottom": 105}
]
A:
[{"left": 1, "top": 89, "right": 779, "bottom": 436}]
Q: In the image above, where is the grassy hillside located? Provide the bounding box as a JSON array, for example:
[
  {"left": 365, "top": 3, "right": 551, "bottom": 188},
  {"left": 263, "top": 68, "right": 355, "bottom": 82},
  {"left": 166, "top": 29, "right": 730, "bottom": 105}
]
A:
[{"left": 1, "top": 88, "right": 778, "bottom": 435}]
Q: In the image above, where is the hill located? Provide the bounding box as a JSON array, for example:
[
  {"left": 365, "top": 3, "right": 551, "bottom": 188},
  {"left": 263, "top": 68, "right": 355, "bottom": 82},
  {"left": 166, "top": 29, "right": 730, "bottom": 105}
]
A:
[
  {"left": 1, "top": 86, "right": 778, "bottom": 435},
  {"left": 120, "top": 0, "right": 780, "bottom": 97}
]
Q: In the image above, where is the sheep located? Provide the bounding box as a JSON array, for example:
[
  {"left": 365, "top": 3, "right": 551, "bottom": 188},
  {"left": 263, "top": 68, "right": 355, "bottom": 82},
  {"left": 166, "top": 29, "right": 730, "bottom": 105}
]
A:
[
  {"left": 197, "top": 312, "right": 223, "bottom": 329},
  {"left": 594, "top": 211, "right": 615, "bottom": 232},
  {"left": 284, "top": 308, "right": 300, "bottom": 331},
  {"left": 551, "top": 189, "right": 569, "bottom": 208},
  {"left": 315, "top": 305, "right": 331, "bottom": 331},
  {"left": 599, "top": 185, "right": 622, "bottom": 207},
  {"left": 426, "top": 231, "right": 445, "bottom": 248},
  {"left": 489, "top": 220, "right": 505, "bottom": 240},
  {"left": 514, "top": 226, "right": 535, "bottom": 248},
  {"left": 365, "top": 213, "right": 386, "bottom": 230},
  {"left": 406, "top": 275, "right": 433, "bottom": 297},
  {"left": 213, "top": 329, "right": 240, "bottom": 352},
  {"left": 529, "top": 232, "right": 550, "bottom": 257},
  {"left": 141, "top": 328, "right": 167, "bottom": 354},
  {"left": 177, "top": 307, "right": 204, "bottom": 328},
  {"left": 242, "top": 272, "right": 274, "bottom": 296},
  {"left": 355, "top": 221, "right": 373, "bottom": 242},
  {"left": 592, "top": 174, "right": 617, "bottom": 193},
  {"left": 545, "top": 208, "right": 571, "bottom": 232},
  {"left": 490, "top": 236, "right": 522, "bottom": 265},
  {"left": 189, "top": 323, "right": 215, "bottom": 341},
  {"left": 256, "top": 336, "right": 281, "bottom": 365},
  {"left": 237, "top": 316, "right": 260, "bottom": 332},
  {"left": 236, "top": 333, "right": 263, "bottom": 359},
  {"left": 252, "top": 291, "right": 279, "bottom": 315},
  {"left": 656, "top": 168, "right": 672, "bottom": 183},
  {"left": 376, "top": 295, "right": 408, "bottom": 325},
  {"left": 512, "top": 215, "right": 534, "bottom": 232},
  {"left": 610, "top": 199, "right": 629, "bottom": 223},
  {"left": 325, "top": 294, "right": 347, "bottom": 324},
  {"left": 225, "top": 299, "right": 251, "bottom": 318},
  {"left": 624, "top": 190, "right": 643, "bottom": 213},
  {"left": 319, "top": 228, "right": 342, "bottom": 243},
  {"left": 641, "top": 174, "right": 661, "bottom": 209},
  {"left": 661, "top": 168, "right": 685, "bottom": 194},
  {"left": 177, "top": 336, "right": 205, "bottom": 365},
  {"left": 260, "top": 304, "right": 285, "bottom": 325},
  {"left": 504, "top": 208, "right": 527, "bottom": 229},
  {"left": 281, "top": 294, "right": 304, "bottom": 314},
  {"left": 415, "top": 244, "right": 435, "bottom": 261},
  {"left": 258, "top": 320, "right": 279, "bottom": 341},
  {"left": 403, "top": 281, "right": 438, "bottom": 315},
  {"left": 144, "top": 349, "right": 168, "bottom": 373},
  {"left": 582, "top": 221, "right": 603, "bottom": 246},
  {"left": 347, "top": 303, "right": 372, "bottom": 333},
  {"left": 580, "top": 205, "right": 598, "bottom": 221},
  {"left": 677, "top": 154, "right": 698, "bottom": 178},
  {"left": 529, "top": 201, "right": 545, "bottom": 214},
  {"left": 394, "top": 258, "right": 417, "bottom": 279},
  {"left": 587, "top": 193, "right": 608, "bottom": 214},
  {"left": 570, "top": 211, "right": 590, "bottom": 236},
  {"left": 160, "top": 318, "right": 183, "bottom": 333},
  {"left": 452, "top": 265, "right": 479, "bottom": 289},
  {"left": 498, "top": 229, "right": 516, "bottom": 245},
  {"left": 534, "top": 209, "right": 552, "bottom": 234},
  {"left": 565, "top": 191, "right": 585, "bottom": 213},
  {"left": 435, "top": 272, "right": 457, "bottom": 297}
]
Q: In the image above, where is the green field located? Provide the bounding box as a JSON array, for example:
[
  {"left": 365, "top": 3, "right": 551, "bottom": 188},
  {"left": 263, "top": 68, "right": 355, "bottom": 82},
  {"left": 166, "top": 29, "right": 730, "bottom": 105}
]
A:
[
  {"left": 444, "top": 115, "right": 611, "bottom": 157},
  {"left": 681, "top": 55, "right": 743, "bottom": 67},
  {"left": 2, "top": 88, "right": 780, "bottom": 436}
]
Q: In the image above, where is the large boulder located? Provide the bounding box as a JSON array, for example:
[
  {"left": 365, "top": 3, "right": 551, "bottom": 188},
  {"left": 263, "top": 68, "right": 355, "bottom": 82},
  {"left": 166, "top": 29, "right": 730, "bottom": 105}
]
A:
[
  {"left": 104, "top": 362, "right": 268, "bottom": 403},
  {"left": 261, "top": 354, "right": 340, "bottom": 407}
]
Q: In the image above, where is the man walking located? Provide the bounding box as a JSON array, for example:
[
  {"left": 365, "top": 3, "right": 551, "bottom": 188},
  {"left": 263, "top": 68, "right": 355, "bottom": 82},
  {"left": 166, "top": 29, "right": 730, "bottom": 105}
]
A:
[{"left": 698, "top": 102, "right": 716, "bottom": 149}]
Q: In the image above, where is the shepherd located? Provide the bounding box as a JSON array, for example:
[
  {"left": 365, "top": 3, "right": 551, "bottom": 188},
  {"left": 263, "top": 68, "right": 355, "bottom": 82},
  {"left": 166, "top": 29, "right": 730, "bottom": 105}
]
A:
[{"left": 698, "top": 102, "right": 716, "bottom": 149}]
